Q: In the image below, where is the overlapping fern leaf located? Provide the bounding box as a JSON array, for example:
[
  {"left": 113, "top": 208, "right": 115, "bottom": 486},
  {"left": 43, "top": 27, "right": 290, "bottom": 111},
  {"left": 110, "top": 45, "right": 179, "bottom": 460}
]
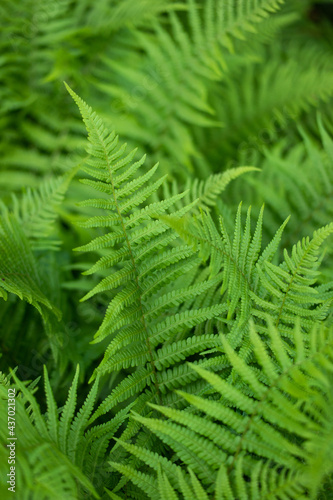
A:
[
  {"left": 67, "top": 86, "right": 227, "bottom": 422},
  {"left": 0, "top": 205, "right": 61, "bottom": 321},
  {"left": 161, "top": 204, "right": 283, "bottom": 336},
  {"left": 0, "top": 365, "right": 131, "bottom": 499},
  {"left": 111, "top": 320, "right": 333, "bottom": 499},
  {"left": 0, "top": 166, "right": 79, "bottom": 322},
  {"left": 162, "top": 166, "right": 259, "bottom": 214},
  {"left": 162, "top": 201, "right": 333, "bottom": 353},
  {"left": 8, "top": 168, "right": 78, "bottom": 251}
]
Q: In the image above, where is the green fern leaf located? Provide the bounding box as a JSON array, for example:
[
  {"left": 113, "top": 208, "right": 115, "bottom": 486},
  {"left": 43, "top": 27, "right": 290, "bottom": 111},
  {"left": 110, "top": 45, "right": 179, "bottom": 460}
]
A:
[
  {"left": 58, "top": 365, "right": 80, "bottom": 454},
  {"left": 0, "top": 211, "right": 61, "bottom": 320}
]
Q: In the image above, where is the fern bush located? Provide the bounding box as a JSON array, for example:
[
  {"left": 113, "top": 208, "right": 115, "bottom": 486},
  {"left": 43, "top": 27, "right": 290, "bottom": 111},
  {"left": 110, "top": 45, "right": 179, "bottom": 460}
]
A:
[{"left": 1, "top": 0, "right": 333, "bottom": 498}]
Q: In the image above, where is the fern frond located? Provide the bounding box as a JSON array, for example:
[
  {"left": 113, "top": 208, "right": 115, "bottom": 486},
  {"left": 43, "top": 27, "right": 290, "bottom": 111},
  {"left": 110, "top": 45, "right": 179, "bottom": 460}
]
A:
[
  {"left": 9, "top": 168, "right": 77, "bottom": 251},
  {"left": 110, "top": 461, "right": 159, "bottom": 500},
  {"left": 67, "top": 87, "right": 228, "bottom": 427},
  {"left": 0, "top": 210, "right": 61, "bottom": 320},
  {"left": 253, "top": 222, "right": 333, "bottom": 334},
  {"left": 116, "top": 320, "right": 333, "bottom": 498},
  {"left": 131, "top": 410, "right": 223, "bottom": 485},
  {"left": 188, "top": 0, "right": 285, "bottom": 56},
  {"left": 164, "top": 166, "right": 259, "bottom": 214},
  {"left": 163, "top": 201, "right": 333, "bottom": 345},
  {"left": 162, "top": 204, "right": 281, "bottom": 322},
  {"left": 59, "top": 364, "right": 80, "bottom": 454},
  {"left": 240, "top": 116, "right": 333, "bottom": 288},
  {"left": 216, "top": 42, "right": 333, "bottom": 153},
  {"left": 0, "top": 369, "right": 100, "bottom": 499},
  {"left": 0, "top": 365, "right": 132, "bottom": 498}
]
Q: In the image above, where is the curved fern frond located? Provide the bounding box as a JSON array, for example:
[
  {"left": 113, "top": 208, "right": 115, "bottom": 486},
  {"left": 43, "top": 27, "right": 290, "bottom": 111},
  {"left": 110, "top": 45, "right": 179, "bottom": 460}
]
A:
[
  {"left": 187, "top": 0, "right": 286, "bottom": 57},
  {"left": 161, "top": 204, "right": 287, "bottom": 324},
  {"left": 66, "top": 86, "right": 226, "bottom": 424},
  {"left": 0, "top": 164, "right": 77, "bottom": 321}
]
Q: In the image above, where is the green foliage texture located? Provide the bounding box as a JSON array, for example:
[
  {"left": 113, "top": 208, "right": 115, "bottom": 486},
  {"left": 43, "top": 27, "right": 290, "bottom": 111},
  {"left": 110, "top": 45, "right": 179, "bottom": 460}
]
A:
[{"left": 1, "top": 0, "right": 333, "bottom": 498}]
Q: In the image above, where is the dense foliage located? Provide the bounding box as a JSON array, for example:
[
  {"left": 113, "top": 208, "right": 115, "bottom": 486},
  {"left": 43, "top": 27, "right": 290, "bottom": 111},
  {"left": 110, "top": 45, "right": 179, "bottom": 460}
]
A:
[{"left": 1, "top": 0, "right": 333, "bottom": 498}]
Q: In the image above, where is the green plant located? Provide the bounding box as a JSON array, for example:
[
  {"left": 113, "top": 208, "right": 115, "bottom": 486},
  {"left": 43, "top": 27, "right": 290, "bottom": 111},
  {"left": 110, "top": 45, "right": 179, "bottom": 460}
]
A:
[{"left": 1, "top": 1, "right": 333, "bottom": 499}]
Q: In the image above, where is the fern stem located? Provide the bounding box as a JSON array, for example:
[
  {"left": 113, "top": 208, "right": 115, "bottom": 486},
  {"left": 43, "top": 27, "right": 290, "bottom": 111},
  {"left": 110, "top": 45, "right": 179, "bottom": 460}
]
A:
[{"left": 100, "top": 132, "right": 162, "bottom": 405}]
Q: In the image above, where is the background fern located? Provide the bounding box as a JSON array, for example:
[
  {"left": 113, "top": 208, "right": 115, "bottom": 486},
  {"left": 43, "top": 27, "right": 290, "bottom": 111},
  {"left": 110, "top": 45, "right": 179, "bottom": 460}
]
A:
[{"left": 1, "top": 0, "right": 333, "bottom": 498}]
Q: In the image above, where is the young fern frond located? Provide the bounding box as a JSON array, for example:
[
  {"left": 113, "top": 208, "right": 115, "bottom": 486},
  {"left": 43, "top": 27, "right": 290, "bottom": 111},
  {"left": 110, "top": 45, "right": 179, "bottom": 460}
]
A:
[{"left": 66, "top": 86, "right": 226, "bottom": 423}]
